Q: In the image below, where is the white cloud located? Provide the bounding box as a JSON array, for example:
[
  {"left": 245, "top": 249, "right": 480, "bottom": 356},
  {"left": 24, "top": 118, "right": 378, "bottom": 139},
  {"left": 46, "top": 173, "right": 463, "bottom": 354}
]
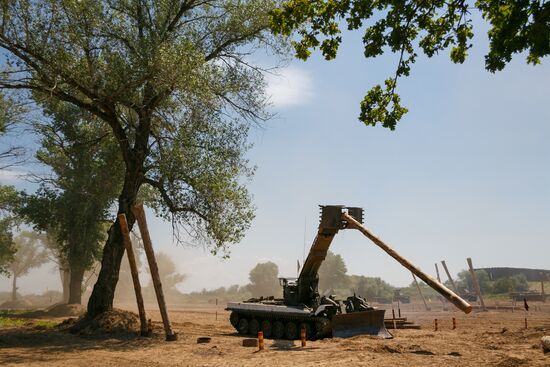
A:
[
  {"left": 265, "top": 66, "right": 314, "bottom": 107},
  {"left": 0, "top": 169, "right": 25, "bottom": 183}
]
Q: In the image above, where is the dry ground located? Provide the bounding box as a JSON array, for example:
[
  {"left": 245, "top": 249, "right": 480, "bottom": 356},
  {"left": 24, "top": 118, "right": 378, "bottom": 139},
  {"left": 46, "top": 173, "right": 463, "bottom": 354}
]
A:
[{"left": 1, "top": 302, "right": 549, "bottom": 366}]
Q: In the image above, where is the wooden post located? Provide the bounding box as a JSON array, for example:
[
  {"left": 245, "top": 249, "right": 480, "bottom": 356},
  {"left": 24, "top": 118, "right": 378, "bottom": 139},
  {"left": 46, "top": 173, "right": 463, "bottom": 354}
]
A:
[
  {"left": 397, "top": 299, "right": 401, "bottom": 318},
  {"left": 118, "top": 213, "right": 149, "bottom": 337},
  {"left": 435, "top": 263, "right": 442, "bottom": 282},
  {"left": 343, "top": 213, "right": 471, "bottom": 313},
  {"left": 541, "top": 273, "right": 546, "bottom": 303},
  {"left": 435, "top": 263, "right": 448, "bottom": 311},
  {"left": 441, "top": 260, "right": 457, "bottom": 291},
  {"left": 133, "top": 204, "right": 178, "bottom": 341},
  {"left": 300, "top": 328, "right": 306, "bottom": 347},
  {"left": 258, "top": 331, "right": 265, "bottom": 350},
  {"left": 412, "top": 273, "right": 430, "bottom": 311},
  {"left": 466, "top": 257, "right": 486, "bottom": 311},
  {"left": 452, "top": 317, "right": 456, "bottom": 330}
]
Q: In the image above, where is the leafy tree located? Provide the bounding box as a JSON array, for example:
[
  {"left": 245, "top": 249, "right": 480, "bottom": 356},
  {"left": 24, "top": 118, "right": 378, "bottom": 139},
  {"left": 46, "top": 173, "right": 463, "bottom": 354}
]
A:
[
  {"left": 0, "top": 185, "right": 23, "bottom": 276},
  {"left": 492, "top": 274, "right": 529, "bottom": 294},
  {"left": 21, "top": 102, "right": 123, "bottom": 304},
  {"left": 248, "top": 261, "right": 281, "bottom": 297},
  {"left": 456, "top": 269, "right": 492, "bottom": 294},
  {"left": 0, "top": 0, "right": 283, "bottom": 321},
  {"left": 271, "top": 0, "right": 549, "bottom": 129},
  {"left": 144, "top": 252, "right": 186, "bottom": 301},
  {"left": 8, "top": 231, "right": 48, "bottom": 301},
  {"left": 318, "top": 251, "right": 349, "bottom": 293},
  {"left": 350, "top": 275, "right": 395, "bottom": 300}
]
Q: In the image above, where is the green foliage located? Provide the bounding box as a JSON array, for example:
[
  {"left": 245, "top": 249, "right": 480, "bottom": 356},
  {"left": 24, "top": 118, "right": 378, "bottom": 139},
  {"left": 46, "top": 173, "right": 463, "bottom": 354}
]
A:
[
  {"left": 0, "top": 185, "right": 23, "bottom": 276},
  {"left": 21, "top": 102, "right": 123, "bottom": 272},
  {"left": 33, "top": 319, "right": 58, "bottom": 329},
  {"left": 456, "top": 269, "right": 492, "bottom": 293},
  {"left": 492, "top": 274, "right": 529, "bottom": 294},
  {"left": 349, "top": 275, "right": 395, "bottom": 300},
  {"left": 318, "top": 251, "right": 349, "bottom": 292},
  {"left": 0, "top": 316, "right": 25, "bottom": 327},
  {"left": 248, "top": 261, "right": 281, "bottom": 297},
  {"left": 182, "top": 284, "right": 252, "bottom": 304},
  {"left": 270, "top": 0, "right": 549, "bottom": 129},
  {"left": 0, "top": 0, "right": 285, "bottom": 257}
]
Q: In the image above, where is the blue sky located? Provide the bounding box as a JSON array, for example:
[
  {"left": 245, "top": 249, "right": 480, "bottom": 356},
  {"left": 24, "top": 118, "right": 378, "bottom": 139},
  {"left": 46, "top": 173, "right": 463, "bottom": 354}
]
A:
[{"left": 1, "top": 16, "right": 549, "bottom": 295}]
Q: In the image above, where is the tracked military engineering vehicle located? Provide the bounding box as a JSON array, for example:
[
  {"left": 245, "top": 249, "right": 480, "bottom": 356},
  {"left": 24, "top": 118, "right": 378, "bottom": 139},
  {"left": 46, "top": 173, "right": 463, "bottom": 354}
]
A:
[{"left": 227, "top": 205, "right": 472, "bottom": 340}]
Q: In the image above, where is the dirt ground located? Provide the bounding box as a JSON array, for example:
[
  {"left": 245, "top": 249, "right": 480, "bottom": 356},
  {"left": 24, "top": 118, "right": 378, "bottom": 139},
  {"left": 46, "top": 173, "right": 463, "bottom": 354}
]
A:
[{"left": 1, "top": 302, "right": 549, "bottom": 367}]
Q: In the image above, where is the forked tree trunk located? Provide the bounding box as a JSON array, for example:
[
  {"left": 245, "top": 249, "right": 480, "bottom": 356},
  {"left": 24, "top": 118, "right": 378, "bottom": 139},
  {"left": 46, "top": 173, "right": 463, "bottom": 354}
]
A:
[{"left": 68, "top": 266, "right": 85, "bottom": 304}]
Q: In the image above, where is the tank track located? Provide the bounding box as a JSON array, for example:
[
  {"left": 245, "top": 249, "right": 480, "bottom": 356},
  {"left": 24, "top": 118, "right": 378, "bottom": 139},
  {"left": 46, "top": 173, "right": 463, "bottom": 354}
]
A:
[{"left": 229, "top": 310, "right": 331, "bottom": 340}]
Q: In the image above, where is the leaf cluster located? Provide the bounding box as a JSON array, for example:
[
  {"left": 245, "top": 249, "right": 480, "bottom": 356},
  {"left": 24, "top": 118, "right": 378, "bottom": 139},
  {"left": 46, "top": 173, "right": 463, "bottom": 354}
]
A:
[
  {"left": 0, "top": 185, "right": 24, "bottom": 276},
  {"left": 21, "top": 102, "right": 123, "bottom": 271},
  {"left": 271, "top": 0, "right": 548, "bottom": 129}
]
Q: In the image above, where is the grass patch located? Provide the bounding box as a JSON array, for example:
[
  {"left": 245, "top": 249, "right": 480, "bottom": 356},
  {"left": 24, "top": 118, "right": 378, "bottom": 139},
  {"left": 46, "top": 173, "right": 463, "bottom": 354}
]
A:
[
  {"left": 33, "top": 319, "right": 58, "bottom": 329},
  {"left": 0, "top": 310, "right": 28, "bottom": 317},
  {"left": 0, "top": 316, "right": 26, "bottom": 327}
]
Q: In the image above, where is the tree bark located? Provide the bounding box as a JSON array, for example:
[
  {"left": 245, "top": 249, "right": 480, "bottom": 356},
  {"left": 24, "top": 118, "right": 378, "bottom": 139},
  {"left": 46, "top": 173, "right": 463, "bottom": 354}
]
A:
[
  {"left": 11, "top": 273, "right": 17, "bottom": 302},
  {"left": 85, "top": 162, "right": 144, "bottom": 318},
  {"left": 60, "top": 267, "right": 70, "bottom": 303},
  {"left": 68, "top": 265, "right": 85, "bottom": 304}
]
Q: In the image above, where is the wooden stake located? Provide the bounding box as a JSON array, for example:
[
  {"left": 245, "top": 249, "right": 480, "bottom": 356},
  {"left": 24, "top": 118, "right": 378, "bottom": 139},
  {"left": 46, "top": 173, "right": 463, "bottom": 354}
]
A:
[
  {"left": 441, "top": 260, "right": 457, "bottom": 291},
  {"left": 435, "top": 263, "right": 448, "bottom": 311},
  {"left": 300, "top": 328, "right": 306, "bottom": 347},
  {"left": 258, "top": 331, "right": 265, "bottom": 350},
  {"left": 343, "top": 213, "right": 471, "bottom": 313},
  {"left": 118, "top": 214, "right": 148, "bottom": 337},
  {"left": 452, "top": 317, "right": 456, "bottom": 330},
  {"left": 412, "top": 273, "right": 430, "bottom": 311},
  {"left": 133, "top": 204, "right": 178, "bottom": 341},
  {"left": 434, "top": 318, "right": 438, "bottom": 331},
  {"left": 435, "top": 263, "right": 442, "bottom": 282},
  {"left": 397, "top": 299, "right": 401, "bottom": 318},
  {"left": 540, "top": 273, "right": 546, "bottom": 303},
  {"left": 466, "top": 257, "right": 486, "bottom": 311}
]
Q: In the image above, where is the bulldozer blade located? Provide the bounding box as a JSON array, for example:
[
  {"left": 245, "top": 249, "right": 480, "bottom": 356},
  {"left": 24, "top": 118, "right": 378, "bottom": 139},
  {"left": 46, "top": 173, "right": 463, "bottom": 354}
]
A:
[{"left": 332, "top": 310, "right": 393, "bottom": 339}]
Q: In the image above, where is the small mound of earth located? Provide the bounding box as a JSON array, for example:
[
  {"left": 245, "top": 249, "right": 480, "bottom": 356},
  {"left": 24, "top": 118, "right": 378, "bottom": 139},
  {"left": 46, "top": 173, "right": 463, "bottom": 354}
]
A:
[
  {"left": 46, "top": 303, "right": 86, "bottom": 317},
  {"left": 0, "top": 299, "right": 33, "bottom": 310},
  {"left": 69, "top": 309, "right": 139, "bottom": 336}
]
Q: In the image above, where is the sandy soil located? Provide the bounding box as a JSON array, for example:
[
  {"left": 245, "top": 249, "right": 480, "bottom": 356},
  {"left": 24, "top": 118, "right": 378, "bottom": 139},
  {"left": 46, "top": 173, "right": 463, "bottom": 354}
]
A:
[{"left": 1, "top": 302, "right": 549, "bottom": 366}]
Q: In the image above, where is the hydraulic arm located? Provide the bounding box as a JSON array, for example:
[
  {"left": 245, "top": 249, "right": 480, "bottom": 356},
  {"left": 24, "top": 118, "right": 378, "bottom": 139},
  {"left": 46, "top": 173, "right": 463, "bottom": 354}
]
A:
[{"left": 285, "top": 205, "right": 472, "bottom": 314}]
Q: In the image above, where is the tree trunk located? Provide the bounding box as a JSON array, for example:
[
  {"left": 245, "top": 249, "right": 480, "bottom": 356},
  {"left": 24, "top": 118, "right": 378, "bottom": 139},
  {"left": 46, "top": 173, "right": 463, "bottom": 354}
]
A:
[
  {"left": 86, "top": 165, "right": 143, "bottom": 318},
  {"left": 60, "top": 267, "right": 70, "bottom": 303},
  {"left": 11, "top": 273, "right": 17, "bottom": 302},
  {"left": 68, "top": 265, "right": 85, "bottom": 304}
]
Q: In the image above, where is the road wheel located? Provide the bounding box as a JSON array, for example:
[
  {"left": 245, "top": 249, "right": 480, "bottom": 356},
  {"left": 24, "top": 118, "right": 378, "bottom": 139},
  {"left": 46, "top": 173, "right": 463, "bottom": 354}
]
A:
[
  {"left": 272, "top": 321, "right": 285, "bottom": 339},
  {"left": 249, "top": 319, "right": 260, "bottom": 336},
  {"left": 285, "top": 321, "right": 298, "bottom": 340},
  {"left": 299, "top": 322, "right": 312, "bottom": 340},
  {"left": 237, "top": 318, "right": 249, "bottom": 335},
  {"left": 261, "top": 320, "right": 272, "bottom": 338},
  {"left": 229, "top": 312, "right": 239, "bottom": 329}
]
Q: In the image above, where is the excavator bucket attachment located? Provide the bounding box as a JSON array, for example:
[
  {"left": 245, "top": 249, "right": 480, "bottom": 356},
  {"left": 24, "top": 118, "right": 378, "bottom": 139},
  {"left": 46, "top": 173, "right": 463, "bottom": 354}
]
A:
[{"left": 332, "top": 310, "right": 393, "bottom": 339}]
